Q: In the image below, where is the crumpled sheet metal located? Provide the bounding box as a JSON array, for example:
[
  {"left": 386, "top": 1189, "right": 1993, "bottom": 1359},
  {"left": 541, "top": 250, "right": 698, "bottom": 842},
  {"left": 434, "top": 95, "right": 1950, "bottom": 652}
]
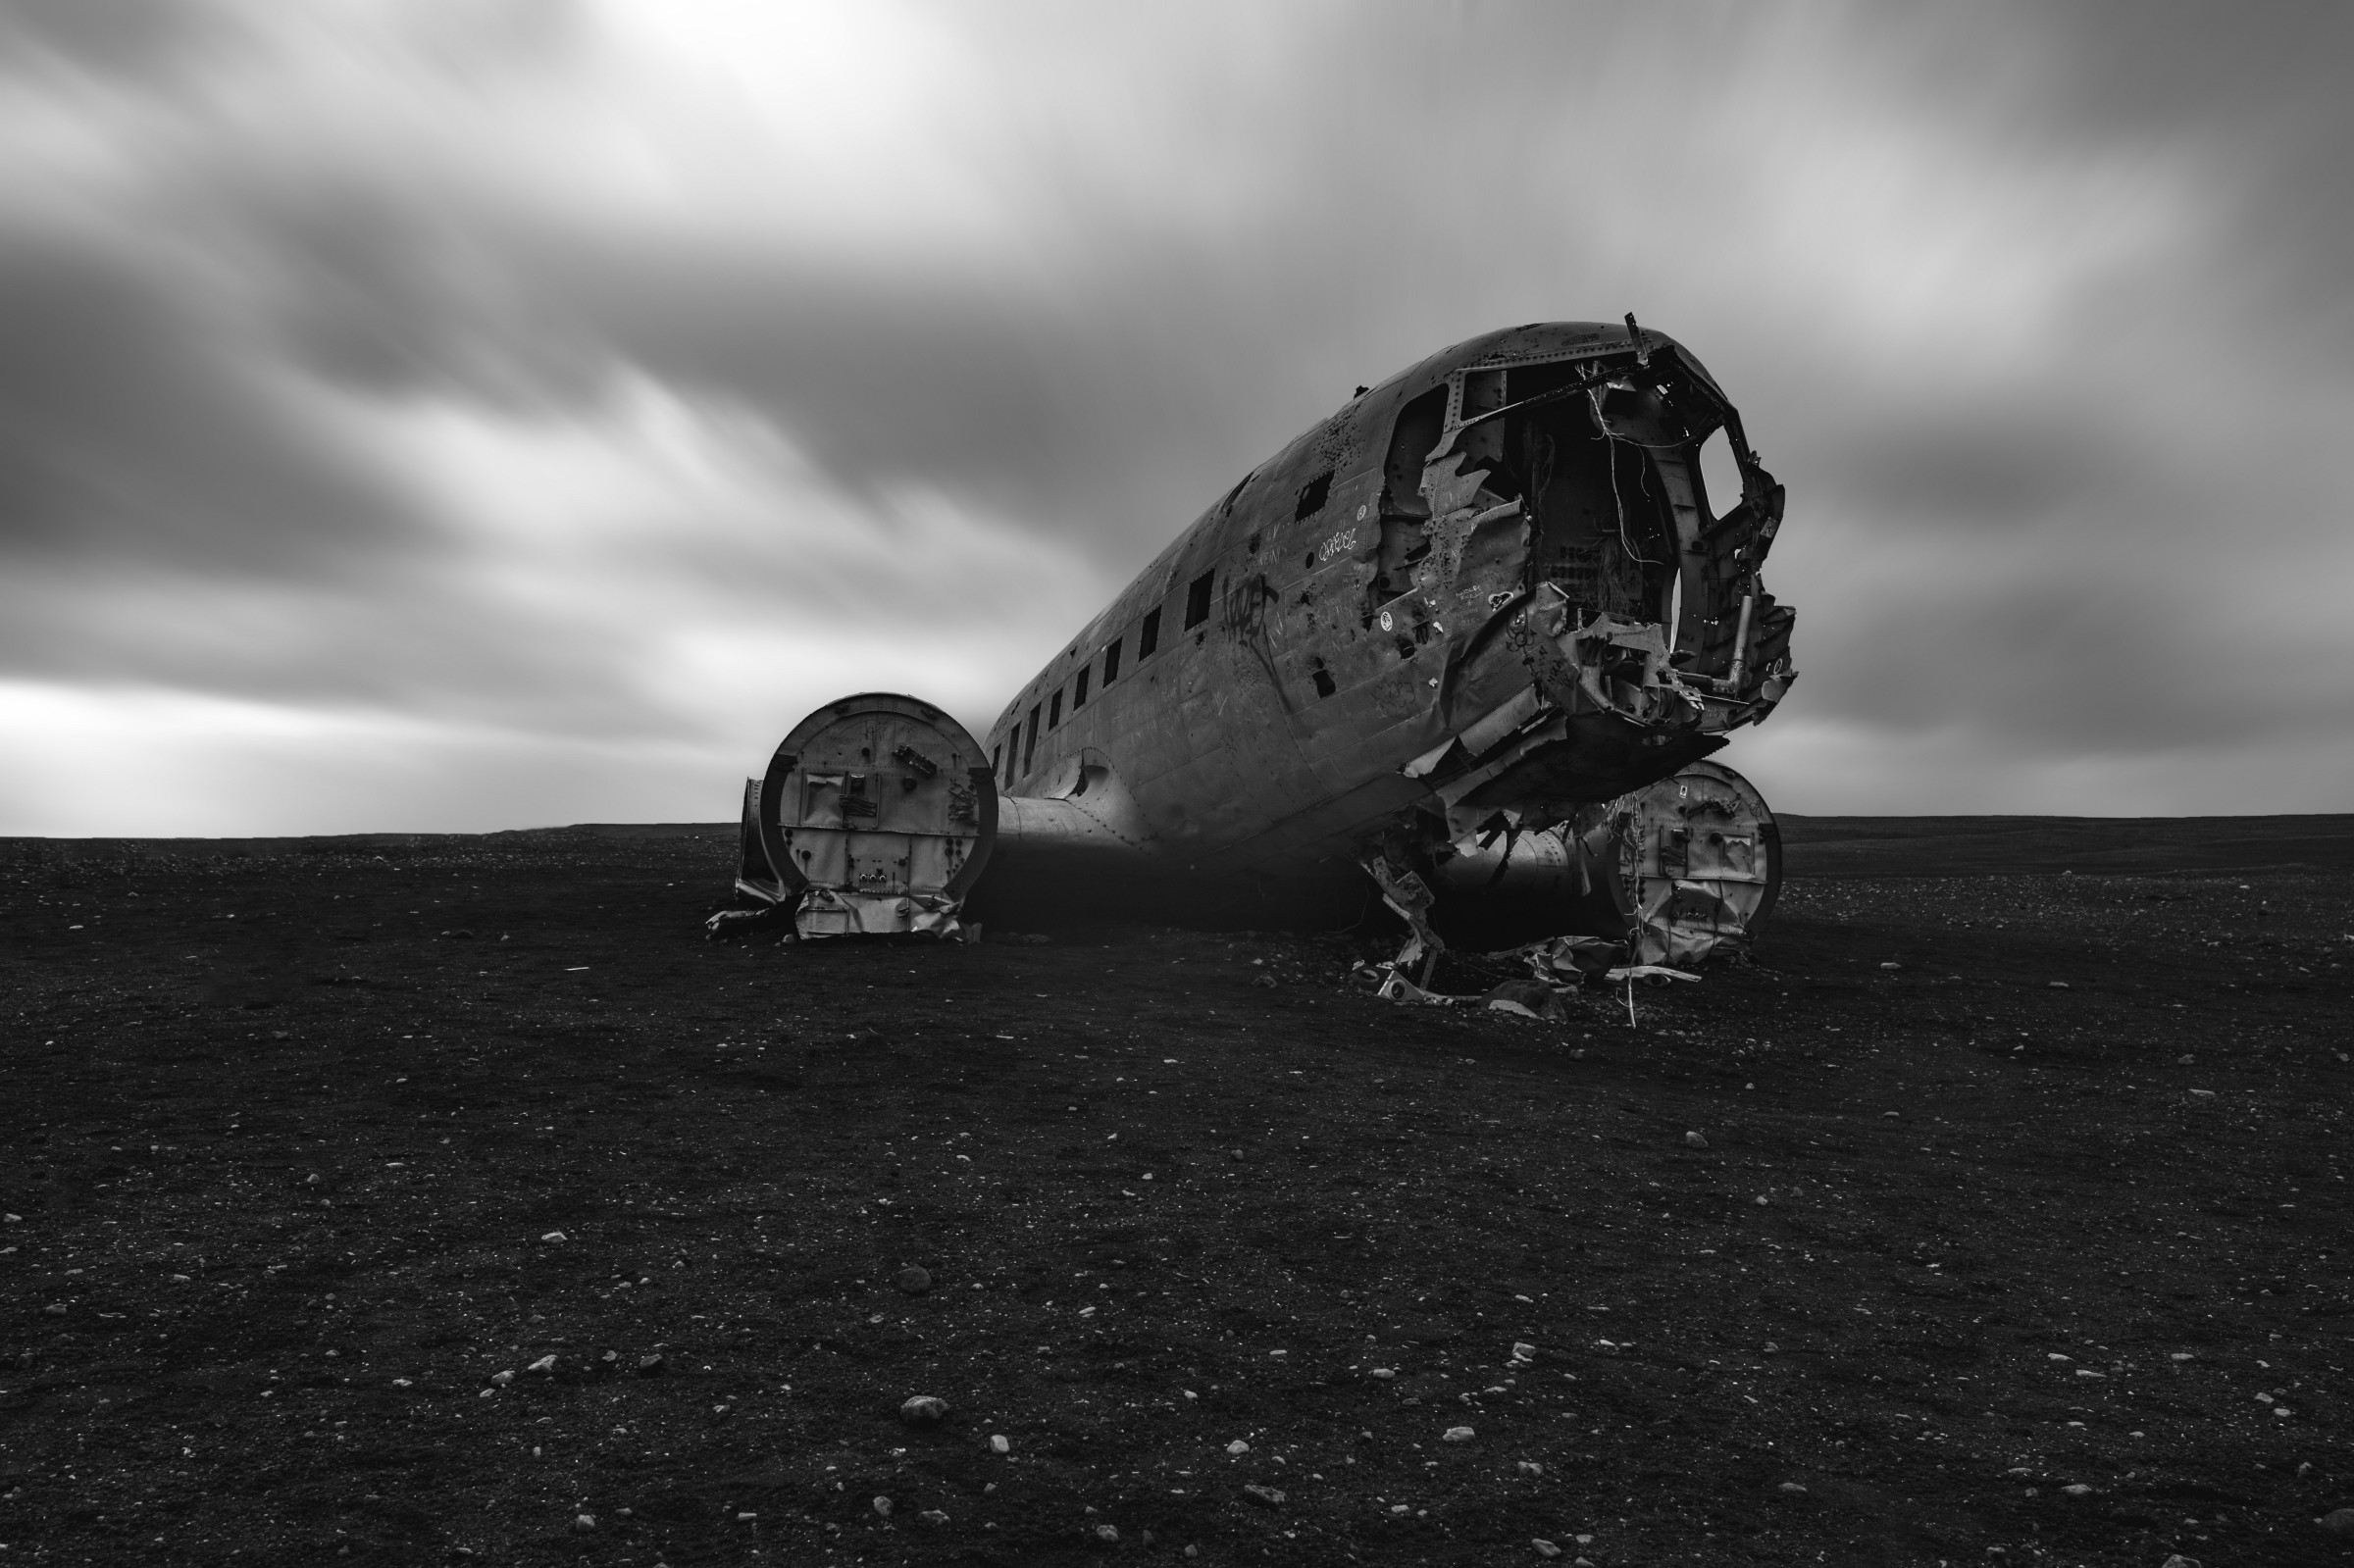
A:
[
  {"left": 793, "top": 887, "right": 964, "bottom": 941},
  {"left": 1525, "top": 933, "right": 1626, "bottom": 982}
]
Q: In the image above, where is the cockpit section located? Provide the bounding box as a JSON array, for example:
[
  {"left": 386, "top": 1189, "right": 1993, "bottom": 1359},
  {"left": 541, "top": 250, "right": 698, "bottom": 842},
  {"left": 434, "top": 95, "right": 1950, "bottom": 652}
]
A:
[{"left": 1347, "top": 322, "right": 1801, "bottom": 923}]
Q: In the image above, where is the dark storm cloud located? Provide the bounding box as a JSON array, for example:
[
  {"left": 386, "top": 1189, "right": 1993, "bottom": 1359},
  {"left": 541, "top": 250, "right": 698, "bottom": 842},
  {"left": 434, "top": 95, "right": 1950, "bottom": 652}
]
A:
[
  {"left": 1818, "top": 408, "right": 2118, "bottom": 532},
  {"left": 0, "top": 231, "right": 426, "bottom": 578},
  {"left": 0, "top": 0, "right": 240, "bottom": 78}
]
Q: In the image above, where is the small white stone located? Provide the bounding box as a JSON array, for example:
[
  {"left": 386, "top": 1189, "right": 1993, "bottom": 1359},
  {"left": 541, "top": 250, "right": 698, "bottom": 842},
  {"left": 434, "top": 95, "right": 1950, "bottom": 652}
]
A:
[
  {"left": 1226, "top": 1440, "right": 1251, "bottom": 1455},
  {"left": 1442, "top": 1426, "right": 1474, "bottom": 1442},
  {"left": 990, "top": 1434, "right": 1010, "bottom": 1454},
  {"left": 527, "top": 1354, "right": 556, "bottom": 1375},
  {"left": 540, "top": 1231, "right": 568, "bottom": 1243}
]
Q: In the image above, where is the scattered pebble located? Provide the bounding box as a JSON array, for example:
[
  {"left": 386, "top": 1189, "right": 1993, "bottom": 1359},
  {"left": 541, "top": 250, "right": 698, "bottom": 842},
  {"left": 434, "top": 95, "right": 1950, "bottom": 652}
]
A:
[
  {"left": 527, "top": 1354, "right": 556, "bottom": 1375},
  {"left": 539, "top": 1231, "right": 568, "bottom": 1243},
  {"left": 1777, "top": 1482, "right": 1809, "bottom": 1494},
  {"left": 1442, "top": 1426, "right": 1474, "bottom": 1442},
  {"left": 1370, "top": 1367, "right": 1397, "bottom": 1381},
  {"left": 1533, "top": 1541, "right": 1561, "bottom": 1560},
  {"left": 919, "top": 1509, "right": 948, "bottom": 1525},
  {"left": 1683, "top": 1131, "right": 1709, "bottom": 1148},
  {"left": 2317, "top": 1507, "right": 2354, "bottom": 1535},
  {"left": 990, "top": 1434, "right": 1011, "bottom": 1454},
  {"left": 1242, "top": 1484, "right": 1285, "bottom": 1507},
  {"left": 1095, "top": 1523, "right": 1122, "bottom": 1541},
  {"left": 896, "top": 1265, "right": 933, "bottom": 1295},
  {"left": 871, "top": 1495, "right": 892, "bottom": 1518},
  {"left": 637, "top": 1353, "right": 667, "bottom": 1377},
  {"left": 1226, "top": 1440, "right": 1251, "bottom": 1455},
  {"left": 2061, "top": 1483, "right": 2092, "bottom": 1496},
  {"left": 489, "top": 1370, "right": 515, "bottom": 1386},
  {"left": 573, "top": 1512, "right": 595, "bottom": 1533},
  {"left": 900, "top": 1394, "right": 949, "bottom": 1427}
]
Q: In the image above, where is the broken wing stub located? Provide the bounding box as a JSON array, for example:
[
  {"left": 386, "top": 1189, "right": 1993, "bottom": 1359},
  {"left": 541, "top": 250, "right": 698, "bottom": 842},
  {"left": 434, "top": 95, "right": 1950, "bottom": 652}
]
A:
[
  {"left": 716, "top": 693, "right": 998, "bottom": 942},
  {"left": 1359, "top": 757, "right": 1779, "bottom": 1008}
]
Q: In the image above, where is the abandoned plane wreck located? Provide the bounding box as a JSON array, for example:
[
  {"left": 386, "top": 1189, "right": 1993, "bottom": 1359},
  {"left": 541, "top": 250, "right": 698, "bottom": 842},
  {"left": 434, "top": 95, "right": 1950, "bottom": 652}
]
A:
[{"left": 717, "top": 319, "right": 1798, "bottom": 986}]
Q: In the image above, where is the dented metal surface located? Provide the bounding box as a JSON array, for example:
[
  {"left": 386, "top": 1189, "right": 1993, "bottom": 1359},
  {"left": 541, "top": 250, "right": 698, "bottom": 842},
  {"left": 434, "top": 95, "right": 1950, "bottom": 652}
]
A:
[
  {"left": 728, "top": 693, "right": 995, "bottom": 939},
  {"left": 730, "top": 320, "right": 1797, "bottom": 961}
]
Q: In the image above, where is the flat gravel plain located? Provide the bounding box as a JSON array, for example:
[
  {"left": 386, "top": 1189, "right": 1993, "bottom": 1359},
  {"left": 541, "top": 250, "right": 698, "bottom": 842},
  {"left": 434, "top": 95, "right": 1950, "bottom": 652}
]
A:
[{"left": 2, "top": 821, "right": 2349, "bottom": 1567}]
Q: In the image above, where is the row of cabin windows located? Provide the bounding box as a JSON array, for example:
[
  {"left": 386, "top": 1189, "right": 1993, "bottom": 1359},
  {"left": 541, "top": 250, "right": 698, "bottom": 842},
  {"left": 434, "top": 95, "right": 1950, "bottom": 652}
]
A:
[{"left": 991, "top": 568, "right": 1220, "bottom": 790}]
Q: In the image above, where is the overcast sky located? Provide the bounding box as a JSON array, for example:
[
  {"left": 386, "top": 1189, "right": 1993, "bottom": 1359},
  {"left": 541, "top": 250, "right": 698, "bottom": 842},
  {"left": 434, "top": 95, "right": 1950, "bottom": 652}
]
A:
[{"left": 3, "top": 0, "right": 2349, "bottom": 835}]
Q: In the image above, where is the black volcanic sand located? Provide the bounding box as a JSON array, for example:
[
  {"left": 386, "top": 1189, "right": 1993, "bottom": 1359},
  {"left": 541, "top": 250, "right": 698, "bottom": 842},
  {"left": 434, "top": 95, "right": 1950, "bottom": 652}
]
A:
[{"left": 3, "top": 822, "right": 2350, "bottom": 1568}]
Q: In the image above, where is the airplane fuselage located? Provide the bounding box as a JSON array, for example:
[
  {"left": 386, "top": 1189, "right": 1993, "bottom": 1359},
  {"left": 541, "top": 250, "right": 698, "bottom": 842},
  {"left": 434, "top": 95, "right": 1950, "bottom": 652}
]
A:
[{"left": 967, "top": 319, "right": 1794, "bottom": 930}]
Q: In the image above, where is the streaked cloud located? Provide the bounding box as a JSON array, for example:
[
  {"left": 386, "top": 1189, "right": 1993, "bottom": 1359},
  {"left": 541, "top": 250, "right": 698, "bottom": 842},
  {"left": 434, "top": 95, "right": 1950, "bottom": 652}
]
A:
[{"left": 1, "top": 0, "right": 2347, "bottom": 832}]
